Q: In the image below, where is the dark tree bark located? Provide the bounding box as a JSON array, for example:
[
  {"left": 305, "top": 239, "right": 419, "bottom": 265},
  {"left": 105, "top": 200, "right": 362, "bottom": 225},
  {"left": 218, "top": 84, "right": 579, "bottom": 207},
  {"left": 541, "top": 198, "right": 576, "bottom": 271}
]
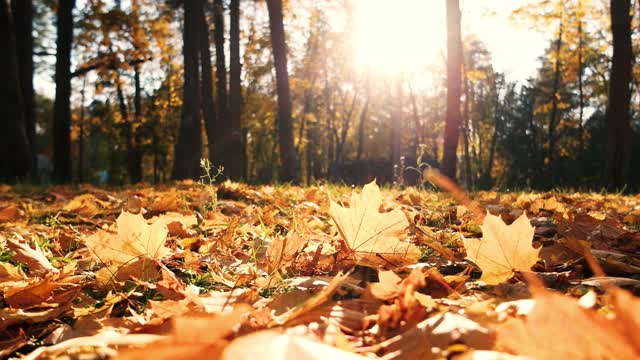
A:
[
  {"left": 336, "top": 92, "right": 358, "bottom": 164},
  {"left": 77, "top": 78, "right": 86, "bottom": 183},
  {"left": 266, "top": 0, "right": 298, "bottom": 183},
  {"left": 213, "top": 0, "right": 230, "bottom": 170},
  {"left": 547, "top": 21, "right": 563, "bottom": 188},
  {"left": 198, "top": 2, "right": 217, "bottom": 167},
  {"left": 228, "top": 0, "right": 243, "bottom": 180},
  {"left": 0, "top": 0, "right": 32, "bottom": 181},
  {"left": 114, "top": 70, "right": 142, "bottom": 184},
  {"left": 172, "top": 0, "right": 203, "bottom": 180},
  {"left": 577, "top": 16, "right": 585, "bottom": 157},
  {"left": 482, "top": 84, "right": 500, "bottom": 189},
  {"left": 606, "top": 0, "right": 632, "bottom": 190},
  {"left": 52, "top": 0, "right": 75, "bottom": 183},
  {"left": 11, "top": 0, "right": 36, "bottom": 177},
  {"left": 131, "top": 64, "right": 143, "bottom": 183},
  {"left": 442, "top": 0, "right": 463, "bottom": 180}
]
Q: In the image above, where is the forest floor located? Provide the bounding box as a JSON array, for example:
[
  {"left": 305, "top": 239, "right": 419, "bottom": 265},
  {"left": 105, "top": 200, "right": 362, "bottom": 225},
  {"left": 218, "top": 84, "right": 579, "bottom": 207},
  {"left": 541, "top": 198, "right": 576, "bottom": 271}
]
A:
[{"left": 1, "top": 180, "right": 639, "bottom": 359}]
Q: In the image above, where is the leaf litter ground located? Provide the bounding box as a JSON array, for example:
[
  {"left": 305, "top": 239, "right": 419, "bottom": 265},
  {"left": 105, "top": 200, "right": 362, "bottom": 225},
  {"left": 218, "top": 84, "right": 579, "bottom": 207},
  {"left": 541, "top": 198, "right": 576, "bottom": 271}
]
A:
[{"left": 0, "top": 181, "right": 639, "bottom": 359}]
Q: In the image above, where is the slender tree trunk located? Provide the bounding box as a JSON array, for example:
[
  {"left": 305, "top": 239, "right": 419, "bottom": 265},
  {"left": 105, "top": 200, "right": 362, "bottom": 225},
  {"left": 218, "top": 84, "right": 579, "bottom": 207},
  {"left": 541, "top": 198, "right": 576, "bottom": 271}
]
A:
[
  {"left": 577, "top": 18, "right": 585, "bottom": 157},
  {"left": 546, "top": 21, "right": 563, "bottom": 189},
  {"left": 469, "top": 84, "right": 478, "bottom": 184},
  {"left": 77, "top": 78, "right": 86, "bottom": 183},
  {"left": 131, "top": 64, "right": 143, "bottom": 183},
  {"left": 336, "top": 92, "right": 358, "bottom": 164},
  {"left": 114, "top": 72, "right": 137, "bottom": 183},
  {"left": 11, "top": 0, "right": 36, "bottom": 178},
  {"left": 606, "top": 0, "right": 632, "bottom": 190},
  {"left": 391, "top": 80, "right": 402, "bottom": 183},
  {"left": 0, "top": 0, "right": 32, "bottom": 181},
  {"left": 266, "top": 0, "right": 298, "bottom": 183},
  {"left": 526, "top": 88, "right": 538, "bottom": 186},
  {"left": 408, "top": 82, "right": 421, "bottom": 158},
  {"left": 199, "top": 3, "right": 217, "bottom": 166},
  {"left": 484, "top": 103, "right": 500, "bottom": 189},
  {"left": 229, "top": 0, "right": 243, "bottom": 180},
  {"left": 442, "top": 0, "right": 463, "bottom": 180},
  {"left": 173, "top": 0, "right": 203, "bottom": 180},
  {"left": 52, "top": 0, "right": 75, "bottom": 183},
  {"left": 356, "top": 96, "right": 369, "bottom": 162},
  {"left": 213, "top": 0, "right": 230, "bottom": 172},
  {"left": 324, "top": 82, "right": 336, "bottom": 174},
  {"left": 462, "top": 74, "right": 473, "bottom": 190},
  {"left": 149, "top": 94, "right": 159, "bottom": 184}
]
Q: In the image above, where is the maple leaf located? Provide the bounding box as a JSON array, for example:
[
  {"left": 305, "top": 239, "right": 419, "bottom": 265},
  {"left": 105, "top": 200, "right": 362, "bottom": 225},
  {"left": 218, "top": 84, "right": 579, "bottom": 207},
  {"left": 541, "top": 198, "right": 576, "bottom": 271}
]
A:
[
  {"left": 84, "top": 211, "right": 170, "bottom": 269},
  {"left": 495, "top": 285, "right": 640, "bottom": 359},
  {"left": 463, "top": 212, "right": 539, "bottom": 285},
  {"left": 329, "top": 180, "right": 420, "bottom": 267}
]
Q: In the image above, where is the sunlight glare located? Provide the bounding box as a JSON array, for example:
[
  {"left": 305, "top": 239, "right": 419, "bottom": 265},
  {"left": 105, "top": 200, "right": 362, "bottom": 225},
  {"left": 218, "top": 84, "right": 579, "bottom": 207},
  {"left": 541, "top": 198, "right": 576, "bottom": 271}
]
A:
[{"left": 352, "top": 0, "right": 444, "bottom": 77}]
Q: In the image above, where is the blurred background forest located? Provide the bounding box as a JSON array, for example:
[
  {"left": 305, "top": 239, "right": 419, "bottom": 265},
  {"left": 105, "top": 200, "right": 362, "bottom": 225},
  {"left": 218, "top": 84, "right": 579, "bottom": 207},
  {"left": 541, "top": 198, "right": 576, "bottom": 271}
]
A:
[{"left": 1, "top": 0, "right": 639, "bottom": 191}]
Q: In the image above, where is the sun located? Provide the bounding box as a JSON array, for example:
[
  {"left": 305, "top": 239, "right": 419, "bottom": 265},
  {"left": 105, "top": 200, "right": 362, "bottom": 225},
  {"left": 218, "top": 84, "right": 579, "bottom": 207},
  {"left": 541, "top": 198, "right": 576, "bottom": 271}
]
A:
[{"left": 351, "top": 0, "right": 445, "bottom": 77}]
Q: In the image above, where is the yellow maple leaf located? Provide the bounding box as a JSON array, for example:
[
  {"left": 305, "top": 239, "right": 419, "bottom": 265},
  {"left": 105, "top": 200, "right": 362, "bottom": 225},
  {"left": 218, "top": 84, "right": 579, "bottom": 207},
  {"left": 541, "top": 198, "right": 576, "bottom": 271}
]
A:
[
  {"left": 329, "top": 180, "right": 420, "bottom": 268},
  {"left": 463, "top": 212, "right": 539, "bottom": 285},
  {"left": 84, "top": 211, "right": 170, "bottom": 268}
]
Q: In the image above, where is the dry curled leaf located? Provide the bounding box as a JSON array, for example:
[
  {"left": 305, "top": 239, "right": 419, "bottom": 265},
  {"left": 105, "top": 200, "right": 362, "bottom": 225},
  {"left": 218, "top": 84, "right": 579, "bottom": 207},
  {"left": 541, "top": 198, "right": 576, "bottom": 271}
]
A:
[
  {"left": 5, "top": 237, "right": 58, "bottom": 276},
  {"left": 329, "top": 180, "right": 420, "bottom": 268},
  {"left": 463, "top": 212, "right": 539, "bottom": 285}
]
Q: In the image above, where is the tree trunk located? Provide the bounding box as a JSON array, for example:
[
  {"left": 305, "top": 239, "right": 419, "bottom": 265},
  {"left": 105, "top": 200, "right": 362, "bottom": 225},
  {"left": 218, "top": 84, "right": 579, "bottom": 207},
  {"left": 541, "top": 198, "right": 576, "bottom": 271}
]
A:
[
  {"left": 577, "top": 18, "right": 585, "bottom": 157},
  {"left": 228, "top": 0, "right": 243, "bottom": 180},
  {"left": 131, "top": 63, "right": 143, "bottom": 183},
  {"left": 483, "top": 96, "right": 500, "bottom": 189},
  {"left": 114, "top": 72, "right": 135, "bottom": 183},
  {"left": 172, "top": 0, "right": 203, "bottom": 180},
  {"left": 52, "top": 0, "right": 75, "bottom": 183},
  {"left": 11, "top": 0, "right": 36, "bottom": 178},
  {"left": 391, "top": 80, "right": 402, "bottom": 183},
  {"left": 356, "top": 95, "right": 369, "bottom": 161},
  {"left": 0, "top": 0, "right": 32, "bottom": 181},
  {"left": 336, "top": 92, "right": 358, "bottom": 164},
  {"left": 199, "top": 3, "right": 217, "bottom": 167},
  {"left": 442, "top": 0, "right": 463, "bottom": 180},
  {"left": 213, "top": 0, "right": 230, "bottom": 171},
  {"left": 606, "top": 0, "right": 632, "bottom": 190},
  {"left": 462, "top": 74, "right": 473, "bottom": 190},
  {"left": 266, "top": 0, "right": 298, "bottom": 183},
  {"left": 77, "top": 78, "right": 86, "bottom": 183},
  {"left": 547, "top": 21, "right": 563, "bottom": 188},
  {"left": 526, "top": 88, "right": 538, "bottom": 186}
]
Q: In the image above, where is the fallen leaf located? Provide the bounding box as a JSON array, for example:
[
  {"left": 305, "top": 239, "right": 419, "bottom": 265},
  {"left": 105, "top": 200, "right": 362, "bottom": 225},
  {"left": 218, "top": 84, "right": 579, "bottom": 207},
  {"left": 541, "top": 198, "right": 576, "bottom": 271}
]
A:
[
  {"left": 373, "top": 312, "right": 495, "bottom": 359},
  {"left": 275, "top": 271, "right": 350, "bottom": 325},
  {"left": 463, "top": 212, "right": 539, "bottom": 285},
  {"left": 3, "top": 276, "right": 59, "bottom": 308},
  {"left": 118, "top": 305, "right": 250, "bottom": 360},
  {"left": 0, "top": 204, "right": 24, "bottom": 222},
  {"left": 22, "top": 331, "right": 165, "bottom": 360},
  {"left": 495, "top": 285, "right": 640, "bottom": 359},
  {"left": 267, "top": 232, "right": 307, "bottom": 273},
  {"left": 330, "top": 180, "right": 420, "bottom": 268},
  {"left": 84, "top": 211, "right": 170, "bottom": 269},
  {"left": 223, "top": 330, "right": 370, "bottom": 360},
  {"left": 365, "top": 270, "right": 403, "bottom": 300},
  {"left": 62, "top": 194, "right": 109, "bottom": 218},
  {"left": 5, "top": 237, "right": 58, "bottom": 276},
  {"left": 0, "top": 262, "right": 27, "bottom": 283}
]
